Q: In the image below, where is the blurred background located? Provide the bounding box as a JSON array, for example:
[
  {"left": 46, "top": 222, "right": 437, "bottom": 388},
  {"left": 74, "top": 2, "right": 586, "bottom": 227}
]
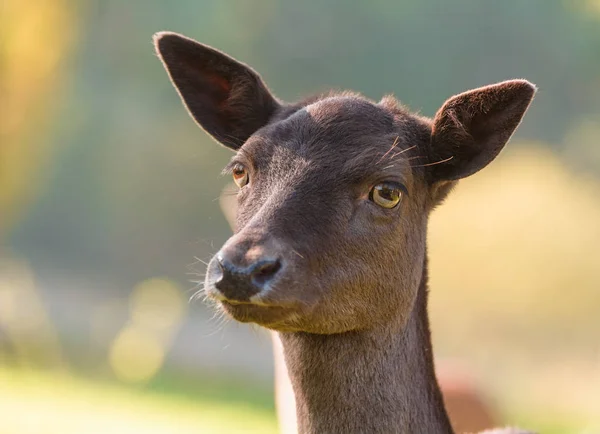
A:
[{"left": 1, "top": 0, "right": 600, "bottom": 433}]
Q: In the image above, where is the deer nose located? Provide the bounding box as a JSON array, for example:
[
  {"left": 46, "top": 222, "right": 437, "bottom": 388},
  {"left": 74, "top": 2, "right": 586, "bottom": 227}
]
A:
[{"left": 214, "top": 253, "right": 282, "bottom": 301}]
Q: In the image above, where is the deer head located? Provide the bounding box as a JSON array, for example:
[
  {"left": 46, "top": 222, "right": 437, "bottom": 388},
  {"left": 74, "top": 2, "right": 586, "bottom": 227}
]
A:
[{"left": 155, "top": 32, "right": 536, "bottom": 335}]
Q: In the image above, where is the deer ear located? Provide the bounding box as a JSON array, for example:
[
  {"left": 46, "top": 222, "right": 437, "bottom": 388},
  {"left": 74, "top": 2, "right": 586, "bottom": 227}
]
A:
[
  {"left": 154, "top": 32, "right": 280, "bottom": 150},
  {"left": 427, "top": 80, "right": 536, "bottom": 182}
]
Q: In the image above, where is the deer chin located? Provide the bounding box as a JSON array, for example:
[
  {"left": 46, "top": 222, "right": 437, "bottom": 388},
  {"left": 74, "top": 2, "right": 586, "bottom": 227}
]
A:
[{"left": 219, "top": 300, "right": 304, "bottom": 331}]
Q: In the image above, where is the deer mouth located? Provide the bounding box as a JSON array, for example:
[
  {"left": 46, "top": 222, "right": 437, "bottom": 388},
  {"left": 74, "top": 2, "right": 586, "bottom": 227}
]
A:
[{"left": 220, "top": 300, "right": 301, "bottom": 329}]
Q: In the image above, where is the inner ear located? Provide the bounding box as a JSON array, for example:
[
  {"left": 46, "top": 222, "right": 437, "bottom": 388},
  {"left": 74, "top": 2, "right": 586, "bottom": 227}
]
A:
[
  {"left": 427, "top": 79, "right": 536, "bottom": 183},
  {"left": 154, "top": 32, "right": 281, "bottom": 150}
]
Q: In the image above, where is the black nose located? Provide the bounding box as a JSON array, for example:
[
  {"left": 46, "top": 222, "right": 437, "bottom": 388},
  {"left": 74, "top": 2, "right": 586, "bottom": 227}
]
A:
[{"left": 214, "top": 254, "right": 282, "bottom": 301}]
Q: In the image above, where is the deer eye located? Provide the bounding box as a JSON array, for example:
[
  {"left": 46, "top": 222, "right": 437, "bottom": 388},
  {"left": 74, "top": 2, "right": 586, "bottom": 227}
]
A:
[
  {"left": 232, "top": 163, "right": 249, "bottom": 188},
  {"left": 369, "top": 182, "right": 403, "bottom": 209}
]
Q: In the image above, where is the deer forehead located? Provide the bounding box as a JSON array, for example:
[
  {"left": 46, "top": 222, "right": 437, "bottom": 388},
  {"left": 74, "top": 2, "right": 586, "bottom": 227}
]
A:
[
  {"left": 302, "top": 96, "right": 397, "bottom": 140},
  {"left": 241, "top": 97, "right": 420, "bottom": 185}
]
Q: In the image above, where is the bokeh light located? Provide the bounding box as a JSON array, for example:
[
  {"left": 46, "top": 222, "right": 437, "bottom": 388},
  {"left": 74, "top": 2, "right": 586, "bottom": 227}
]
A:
[
  {"left": 109, "top": 325, "right": 166, "bottom": 384},
  {"left": 109, "top": 278, "right": 185, "bottom": 383}
]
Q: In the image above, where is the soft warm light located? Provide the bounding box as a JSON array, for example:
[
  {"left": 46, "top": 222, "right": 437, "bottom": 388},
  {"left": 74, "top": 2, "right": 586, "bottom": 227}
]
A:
[
  {"left": 0, "top": 259, "right": 65, "bottom": 367},
  {"left": 0, "top": 281, "right": 18, "bottom": 324},
  {"left": 108, "top": 326, "right": 165, "bottom": 384},
  {"left": 108, "top": 278, "right": 186, "bottom": 383},
  {"left": 130, "top": 278, "right": 185, "bottom": 333}
]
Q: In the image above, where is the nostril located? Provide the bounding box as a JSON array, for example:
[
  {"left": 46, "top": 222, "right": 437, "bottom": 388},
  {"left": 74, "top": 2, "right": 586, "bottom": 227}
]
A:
[
  {"left": 213, "top": 251, "right": 282, "bottom": 300},
  {"left": 251, "top": 259, "right": 282, "bottom": 286}
]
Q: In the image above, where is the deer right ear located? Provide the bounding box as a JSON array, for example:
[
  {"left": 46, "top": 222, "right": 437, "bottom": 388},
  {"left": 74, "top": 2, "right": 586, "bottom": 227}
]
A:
[
  {"left": 427, "top": 80, "right": 536, "bottom": 183},
  {"left": 154, "top": 32, "right": 280, "bottom": 150}
]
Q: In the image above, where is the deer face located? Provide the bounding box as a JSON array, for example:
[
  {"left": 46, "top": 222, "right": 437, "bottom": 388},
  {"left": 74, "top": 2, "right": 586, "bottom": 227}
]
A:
[
  {"left": 155, "top": 32, "right": 535, "bottom": 334},
  {"left": 208, "top": 97, "right": 433, "bottom": 333}
]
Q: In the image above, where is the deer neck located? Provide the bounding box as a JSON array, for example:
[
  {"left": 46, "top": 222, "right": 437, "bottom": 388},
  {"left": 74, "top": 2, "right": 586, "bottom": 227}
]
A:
[{"left": 278, "top": 258, "right": 453, "bottom": 434}]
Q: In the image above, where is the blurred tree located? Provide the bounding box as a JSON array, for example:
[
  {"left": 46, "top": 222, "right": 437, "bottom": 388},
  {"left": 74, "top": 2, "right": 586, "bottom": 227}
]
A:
[
  {"left": 0, "top": 0, "right": 78, "bottom": 239},
  {"left": 8, "top": 0, "right": 600, "bottom": 280}
]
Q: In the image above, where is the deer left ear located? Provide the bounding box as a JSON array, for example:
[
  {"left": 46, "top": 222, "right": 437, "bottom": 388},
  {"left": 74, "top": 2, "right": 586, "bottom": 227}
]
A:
[{"left": 427, "top": 80, "right": 536, "bottom": 183}]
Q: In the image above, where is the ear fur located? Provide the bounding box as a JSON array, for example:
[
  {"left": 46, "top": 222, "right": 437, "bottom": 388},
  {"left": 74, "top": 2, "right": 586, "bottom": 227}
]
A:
[
  {"left": 427, "top": 80, "right": 536, "bottom": 182},
  {"left": 154, "top": 32, "right": 280, "bottom": 150}
]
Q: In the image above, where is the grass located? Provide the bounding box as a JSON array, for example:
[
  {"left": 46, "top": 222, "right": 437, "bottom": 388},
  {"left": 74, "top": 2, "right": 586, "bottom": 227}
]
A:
[
  {"left": 1, "top": 365, "right": 595, "bottom": 434},
  {"left": 0, "top": 366, "right": 278, "bottom": 434}
]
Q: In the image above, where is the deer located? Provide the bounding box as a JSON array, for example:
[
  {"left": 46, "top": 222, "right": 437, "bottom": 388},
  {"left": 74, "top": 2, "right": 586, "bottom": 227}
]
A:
[
  {"left": 154, "top": 31, "right": 536, "bottom": 434},
  {"left": 273, "top": 344, "right": 501, "bottom": 434},
  {"left": 221, "top": 164, "right": 501, "bottom": 434}
]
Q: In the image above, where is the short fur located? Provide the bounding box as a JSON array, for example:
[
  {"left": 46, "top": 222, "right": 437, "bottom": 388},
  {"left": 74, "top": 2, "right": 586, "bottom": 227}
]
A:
[{"left": 154, "top": 31, "right": 536, "bottom": 434}]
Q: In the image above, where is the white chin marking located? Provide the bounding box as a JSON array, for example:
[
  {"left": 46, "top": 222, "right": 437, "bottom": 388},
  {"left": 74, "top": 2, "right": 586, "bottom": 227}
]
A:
[{"left": 249, "top": 293, "right": 270, "bottom": 306}]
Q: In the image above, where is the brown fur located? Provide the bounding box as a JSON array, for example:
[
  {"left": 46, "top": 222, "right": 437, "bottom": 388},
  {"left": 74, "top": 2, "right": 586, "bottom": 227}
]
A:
[{"left": 154, "top": 31, "right": 536, "bottom": 434}]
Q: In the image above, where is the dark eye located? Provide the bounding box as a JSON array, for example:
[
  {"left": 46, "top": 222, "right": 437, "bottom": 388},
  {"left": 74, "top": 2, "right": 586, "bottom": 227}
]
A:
[
  {"left": 369, "top": 182, "right": 403, "bottom": 209},
  {"left": 232, "top": 163, "right": 249, "bottom": 188}
]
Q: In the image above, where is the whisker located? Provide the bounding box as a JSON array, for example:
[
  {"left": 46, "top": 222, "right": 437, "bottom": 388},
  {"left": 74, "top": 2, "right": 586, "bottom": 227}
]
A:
[
  {"left": 410, "top": 156, "right": 454, "bottom": 168},
  {"left": 376, "top": 136, "right": 400, "bottom": 164},
  {"left": 393, "top": 144, "right": 417, "bottom": 156},
  {"left": 202, "top": 307, "right": 231, "bottom": 338},
  {"left": 189, "top": 289, "right": 203, "bottom": 303},
  {"left": 187, "top": 239, "right": 216, "bottom": 247},
  {"left": 193, "top": 256, "right": 209, "bottom": 266},
  {"left": 291, "top": 249, "right": 305, "bottom": 259},
  {"left": 186, "top": 287, "right": 202, "bottom": 297},
  {"left": 387, "top": 145, "right": 419, "bottom": 161},
  {"left": 213, "top": 191, "right": 239, "bottom": 202}
]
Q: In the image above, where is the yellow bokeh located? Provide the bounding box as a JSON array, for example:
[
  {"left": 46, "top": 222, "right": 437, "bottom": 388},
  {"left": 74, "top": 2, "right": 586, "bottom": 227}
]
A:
[
  {"left": 109, "top": 326, "right": 165, "bottom": 384},
  {"left": 428, "top": 144, "right": 600, "bottom": 418},
  {"left": 130, "top": 278, "right": 186, "bottom": 333},
  {"left": 0, "top": 0, "right": 78, "bottom": 236},
  {"left": 108, "top": 278, "right": 186, "bottom": 384}
]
